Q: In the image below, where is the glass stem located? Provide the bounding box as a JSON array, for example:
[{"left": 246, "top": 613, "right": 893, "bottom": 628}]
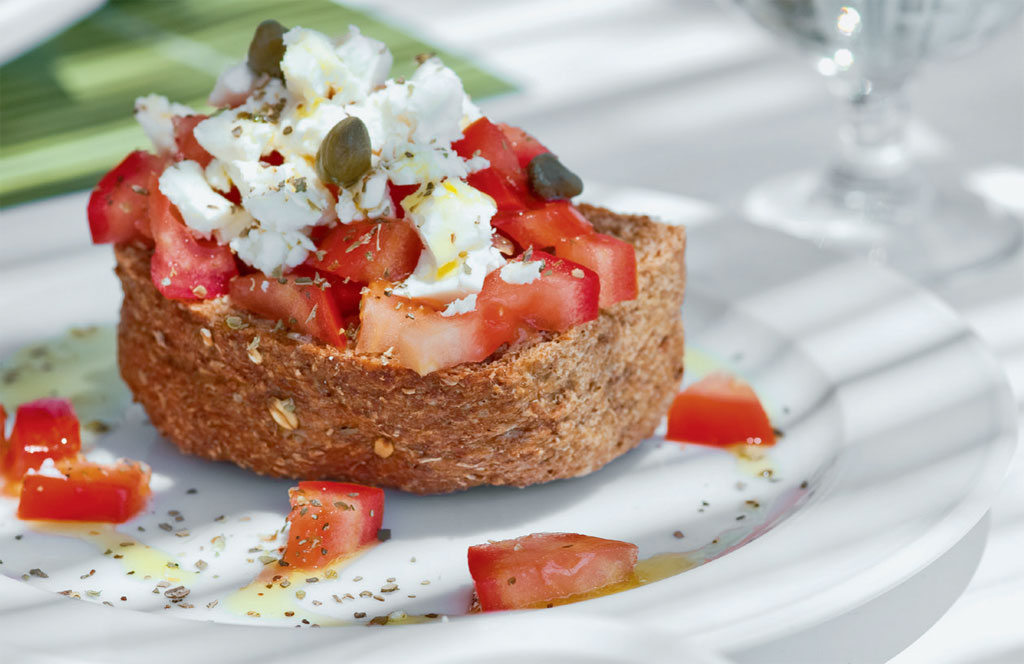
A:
[{"left": 822, "top": 85, "right": 925, "bottom": 221}]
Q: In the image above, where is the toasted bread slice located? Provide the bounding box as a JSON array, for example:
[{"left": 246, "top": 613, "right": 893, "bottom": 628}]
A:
[{"left": 114, "top": 204, "right": 686, "bottom": 494}]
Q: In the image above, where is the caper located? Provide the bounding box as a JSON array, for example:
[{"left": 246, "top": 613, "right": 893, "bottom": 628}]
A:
[
  {"left": 527, "top": 152, "right": 583, "bottom": 200},
  {"left": 316, "top": 117, "right": 372, "bottom": 187},
  {"left": 247, "top": 19, "right": 288, "bottom": 79}
]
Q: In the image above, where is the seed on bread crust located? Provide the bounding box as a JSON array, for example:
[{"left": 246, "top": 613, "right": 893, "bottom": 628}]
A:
[
  {"left": 374, "top": 438, "right": 394, "bottom": 459},
  {"left": 268, "top": 398, "right": 298, "bottom": 430}
]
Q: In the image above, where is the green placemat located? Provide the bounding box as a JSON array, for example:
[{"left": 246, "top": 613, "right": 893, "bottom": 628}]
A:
[{"left": 0, "top": 0, "right": 514, "bottom": 208}]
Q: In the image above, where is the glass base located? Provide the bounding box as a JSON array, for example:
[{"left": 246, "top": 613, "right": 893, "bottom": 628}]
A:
[{"left": 743, "top": 171, "right": 1024, "bottom": 282}]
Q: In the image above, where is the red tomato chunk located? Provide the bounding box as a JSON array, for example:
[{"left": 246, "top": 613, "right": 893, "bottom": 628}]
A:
[
  {"left": 305, "top": 219, "right": 423, "bottom": 284},
  {"left": 497, "top": 123, "right": 550, "bottom": 169},
  {"left": 87, "top": 150, "right": 165, "bottom": 244},
  {"left": 453, "top": 117, "right": 536, "bottom": 212},
  {"left": 18, "top": 458, "right": 152, "bottom": 523},
  {"left": 282, "top": 481, "right": 385, "bottom": 570},
  {"left": 666, "top": 372, "right": 776, "bottom": 447},
  {"left": 172, "top": 114, "right": 213, "bottom": 167},
  {"left": 492, "top": 201, "right": 594, "bottom": 250},
  {"left": 468, "top": 533, "right": 639, "bottom": 611},
  {"left": 357, "top": 282, "right": 515, "bottom": 376},
  {"left": 228, "top": 273, "right": 348, "bottom": 348},
  {"left": 2, "top": 398, "right": 81, "bottom": 480},
  {"left": 556, "top": 232, "right": 638, "bottom": 308},
  {"left": 149, "top": 180, "right": 238, "bottom": 300},
  {"left": 478, "top": 250, "right": 599, "bottom": 333}
]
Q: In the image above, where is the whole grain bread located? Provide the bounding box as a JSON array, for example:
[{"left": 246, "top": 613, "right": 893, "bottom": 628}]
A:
[{"left": 115, "top": 204, "right": 686, "bottom": 494}]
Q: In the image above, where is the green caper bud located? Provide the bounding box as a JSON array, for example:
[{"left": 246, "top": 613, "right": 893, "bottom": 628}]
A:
[
  {"left": 316, "top": 117, "right": 372, "bottom": 187},
  {"left": 247, "top": 19, "right": 288, "bottom": 79},
  {"left": 527, "top": 152, "right": 583, "bottom": 200}
]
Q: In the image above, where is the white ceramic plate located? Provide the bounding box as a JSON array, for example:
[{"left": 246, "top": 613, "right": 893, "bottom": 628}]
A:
[{"left": 0, "top": 187, "right": 1017, "bottom": 663}]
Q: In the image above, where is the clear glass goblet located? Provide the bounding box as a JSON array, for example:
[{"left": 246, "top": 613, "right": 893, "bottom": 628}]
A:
[{"left": 729, "top": 0, "right": 1023, "bottom": 280}]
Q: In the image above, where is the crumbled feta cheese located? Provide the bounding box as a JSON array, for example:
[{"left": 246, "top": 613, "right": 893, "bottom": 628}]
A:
[
  {"left": 440, "top": 293, "right": 478, "bottom": 317},
  {"left": 405, "top": 180, "right": 496, "bottom": 268},
  {"left": 500, "top": 259, "right": 545, "bottom": 285},
  {"left": 404, "top": 58, "right": 466, "bottom": 146},
  {"left": 397, "top": 245, "right": 505, "bottom": 306},
  {"left": 159, "top": 160, "right": 253, "bottom": 242},
  {"left": 208, "top": 61, "right": 257, "bottom": 108},
  {"left": 134, "top": 94, "right": 196, "bottom": 154},
  {"left": 334, "top": 26, "right": 392, "bottom": 96},
  {"left": 135, "top": 25, "right": 503, "bottom": 282},
  {"left": 234, "top": 160, "right": 331, "bottom": 230},
  {"left": 25, "top": 458, "right": 66, "bottom": 479},
  {"left": 282, "top": 28, "right": 356, "bottom": 103},
  {"left": 204, "top": 158, "right": 233, "bottom": 193},
  {"left": 230, "top": 227, "right": 316, "bottom": 275}
]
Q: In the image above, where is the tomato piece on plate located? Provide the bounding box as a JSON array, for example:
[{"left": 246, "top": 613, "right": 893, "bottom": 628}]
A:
[
  {"left": 2, "top": 398, "right": 81, "bottom": 480},
  {"left": 149, "top": 181, "right": 238, "bottom": 300},
  {"left": 492, "top": 201, "right": 594, "bottom": 250},
  {"left": 172, "top": 115, "right": 212, "bottom": 167},
  {"left": 468, "top": 533, "right": 639, "bottom": 612},
  {"left": 18, "top": 458, "right": 151, "bottom": 523},
  {"left": 388, "top": 183, "right": 419, "bottom": 219},
  {"left": 87, "top": 150, "right": 165, "bottom": 244},
  {"left": 228, "top": 273, "right": 347, "bottom": 348},
  {"left": 666, "top": 372, "right": 776, "bottom": 447},
  {"left": 305, "top": 219, "right": 423, "bottom": 285},
  {"left": 453, "top": 117, "right": 535, "bottom": 212},
  {"left": 478, "top": 250, "right": 599, "bottom": 333},
  {"left": 357, "top": 282, "right": 515, "bottom": 375},
  {"left": 497, "top": 123, "right": 550, "bottom": 169},
  {"left": 282, "top": 481, "right": 385, "bottom": 570},
  {"left": 556, "top": 232, "right": 638, "bottom": 308}
]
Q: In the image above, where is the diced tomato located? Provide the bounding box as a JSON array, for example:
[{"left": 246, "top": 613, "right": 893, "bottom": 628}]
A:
[
  {"left": 498, "top": 123, "right": 550, "bottom": 169},
  {"left": 172, "top": 115, "right": 212, "bottom": 167},
  {"left": 87, "top": 150, "right": 165, "bottom": 244},
  {"left": 666, "top": 372, "right": 777, "bottom": 447},
  {"left": 454, "top": 117, "right": 537, "bottom": 212},
  {"left": 290, "top": 266, "right": 363, "bottom": 317},
  {"left": 305, "top": 219, "right": 423, "bottom": 284},
  {"left": 478, "top": 250, "right": 599, "bottom": 333},
  {"left": 357, "top": 282, "right": 516, "bottom": 375},
  {"left": 282, "top": 481, "right": 385, "bottom": 570},
  {"left": 388, "top": 183, "right": 419, "bottom": 219},
  {"left": 149, "top": 180, "right": 238, "bottom": 300},
  {"left": 0, "top": 404, "right": 6, "bottom": 447},
  {"left": 556, "top": 233, "right": 637, "bottom": 308},
  {"left": 18, "top": 458, "right": 151, "bottom": 523},
  {"left": 2, "top": 398, "right": 81, "bottom": 481},
  {"left": 260, "top": 151, "right": 285, "bottom": 166},
  {"left": 228, "top": 273, "right": 347, "bottom": 348},
  {"left": 492, "top": 201, "right": 594, "bottom": 250},
  {"left": 468, "top": 533, "right": 639, "bottom": 612}
]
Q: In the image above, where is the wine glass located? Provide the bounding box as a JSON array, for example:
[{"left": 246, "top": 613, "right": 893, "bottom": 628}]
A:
[{"left": 728, "top": 0, "right": 1023, "bottom": 280}]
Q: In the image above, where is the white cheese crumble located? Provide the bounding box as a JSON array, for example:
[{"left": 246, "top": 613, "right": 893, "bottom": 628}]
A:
[
  {"left": 500, "top": 259, "right": 545, "bottom": 285},
  {"left": 208, "top": 62, "right": 257, "bottom": 109},
  {"left": 134, "top": 94, "right": 196, "bottom": 154},
  {"left": 158, "top": 160, "right": 252, "bottom": 242},
  {"left": 24, "top": 458, "right": 66, "bottom": 479},
  {"left": 440, "top": 293, "right": 478, "bottom": 317},
  {"left": 137, "top": 23, "right": 503, "bottom": 302}
]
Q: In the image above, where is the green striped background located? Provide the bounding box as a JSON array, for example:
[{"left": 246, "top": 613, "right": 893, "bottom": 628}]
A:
[{"left": 0, "top": 0, "right": 514, "bottom": 208}]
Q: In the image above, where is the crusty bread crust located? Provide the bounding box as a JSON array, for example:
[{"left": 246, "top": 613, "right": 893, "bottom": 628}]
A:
[{"left": 115, "top": 204, "right": 686, "bottom": 493}]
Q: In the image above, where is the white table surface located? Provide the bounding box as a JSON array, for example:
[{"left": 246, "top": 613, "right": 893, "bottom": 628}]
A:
[
  {"left": 2, "top": 1, "right": 1021, "bottom": 662},
  {"left": 350, "top": 1, "right": 1024, "bottom": 662}
]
